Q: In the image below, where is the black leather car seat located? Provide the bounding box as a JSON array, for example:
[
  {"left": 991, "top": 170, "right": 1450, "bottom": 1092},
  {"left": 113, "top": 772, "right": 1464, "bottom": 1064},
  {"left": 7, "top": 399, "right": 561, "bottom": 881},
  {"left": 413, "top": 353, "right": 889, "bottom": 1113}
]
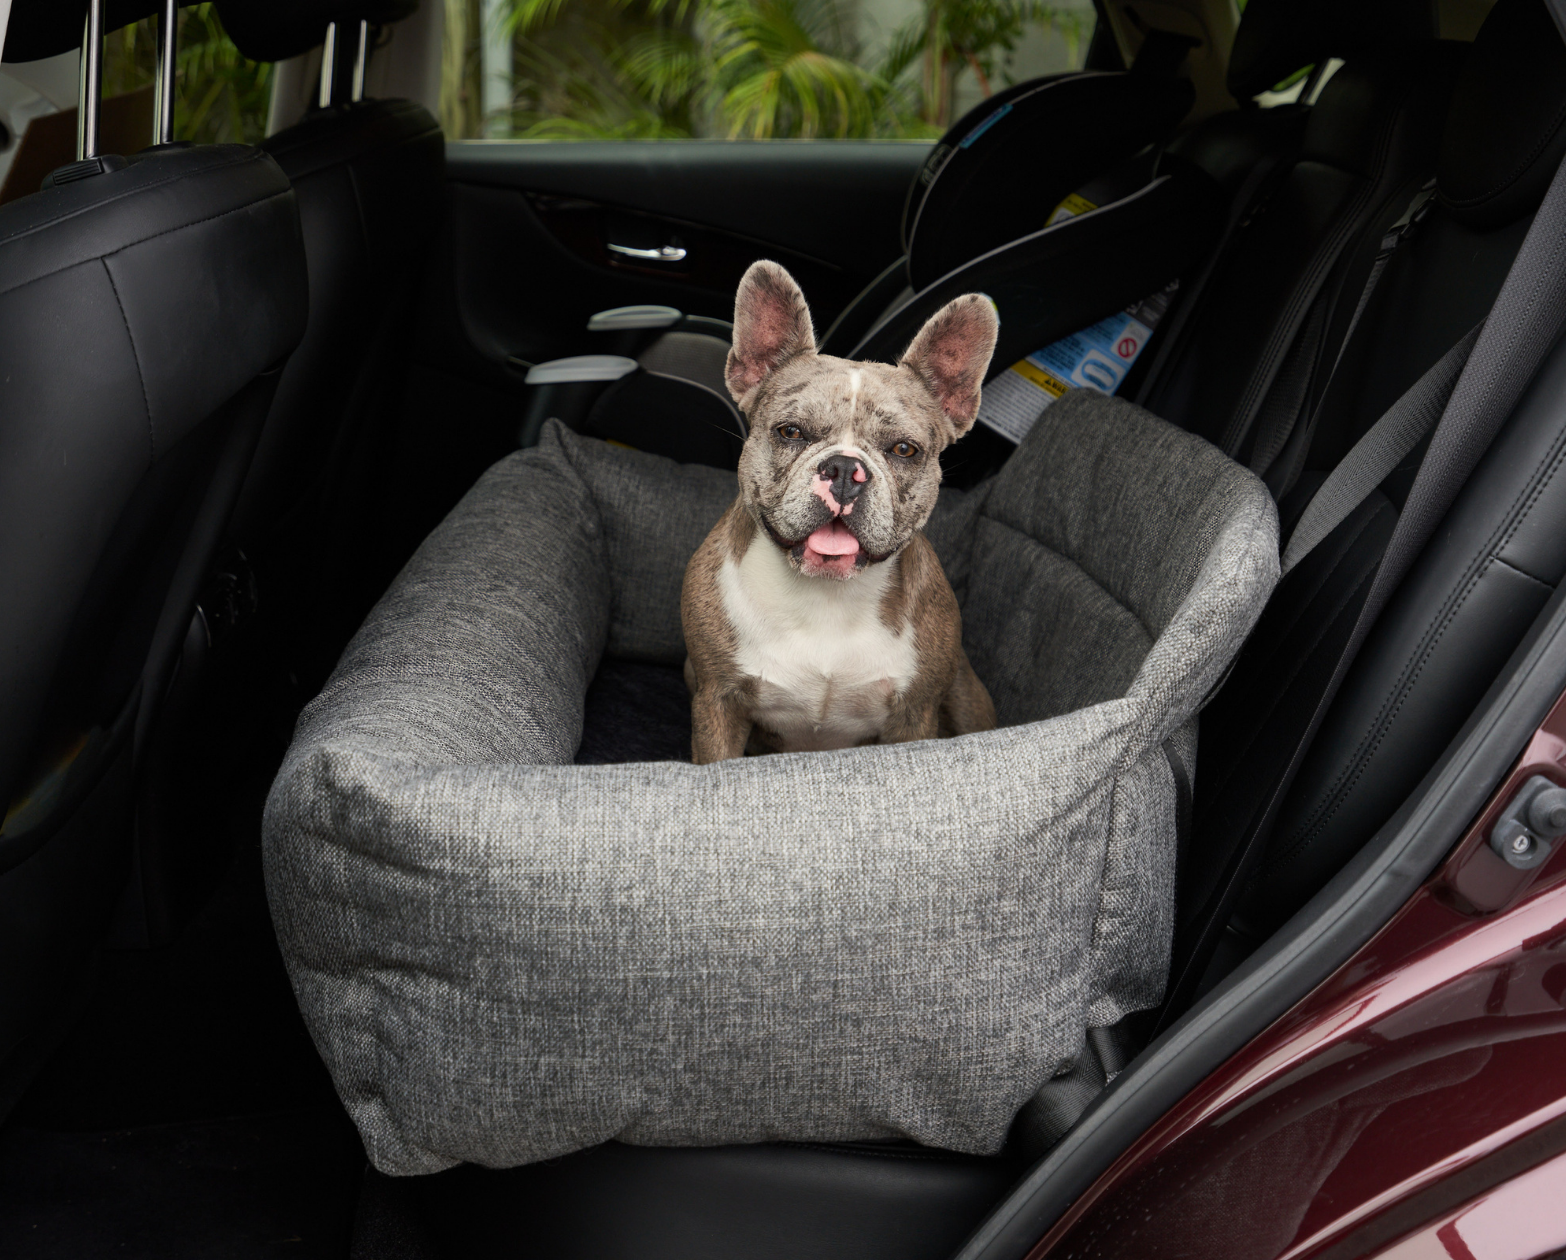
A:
[
  {"left": 0, "top": 5, "right": 308, "bottom": 1112},
  {"left": 339, "top": 3, "right": 1480, "bottom": 1257},
  {"left": 1134, "top": 0, "right": 1455, "bottom": 484},
  {"left": 1187, "top": 0, "right": 1566, "bottom": 976},
  {"left": 212, "top": 0, "right": 444, "bottom": 679}
]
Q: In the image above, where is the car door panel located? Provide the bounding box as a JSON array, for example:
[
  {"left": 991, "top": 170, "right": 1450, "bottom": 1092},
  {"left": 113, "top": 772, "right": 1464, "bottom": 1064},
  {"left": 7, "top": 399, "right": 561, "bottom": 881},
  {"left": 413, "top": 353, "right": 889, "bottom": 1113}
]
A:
[{"left": 379, "top": 140, "right": 929, "bottom": 572}]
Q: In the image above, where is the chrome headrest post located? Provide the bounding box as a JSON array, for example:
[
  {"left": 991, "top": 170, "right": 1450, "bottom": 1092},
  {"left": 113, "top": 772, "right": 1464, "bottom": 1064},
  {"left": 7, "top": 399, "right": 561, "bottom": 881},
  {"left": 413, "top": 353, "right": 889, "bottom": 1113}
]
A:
[
  {"left": 153, "top": 0, "right": 178, "bottom": 145},
  {"left": 77, "top": 0, "right": 104, "bottom": 160},
  {"left": 318, "top": 22, "right": 338, "bottom": 108},
  {"left": 351, "top": 20, "right": 368, "bottom": 101}
]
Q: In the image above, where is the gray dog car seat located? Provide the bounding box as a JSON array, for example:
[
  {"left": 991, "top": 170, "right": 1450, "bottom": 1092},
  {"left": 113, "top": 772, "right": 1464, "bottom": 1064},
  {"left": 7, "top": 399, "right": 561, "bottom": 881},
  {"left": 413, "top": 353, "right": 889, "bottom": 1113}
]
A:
[{"left": 263, "top": 390, "right": 1277, "bottom": 1174}]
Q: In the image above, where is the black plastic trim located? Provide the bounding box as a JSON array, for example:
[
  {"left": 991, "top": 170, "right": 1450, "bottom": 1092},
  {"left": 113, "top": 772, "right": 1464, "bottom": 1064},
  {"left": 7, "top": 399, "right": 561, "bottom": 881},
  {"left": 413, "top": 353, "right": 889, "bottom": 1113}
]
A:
[
  {"left": 444, "top": 140, "right": 930, "bottom": 277},
  {"left": 953, "top": 577, "right": 1566, "bottom": 1260}
]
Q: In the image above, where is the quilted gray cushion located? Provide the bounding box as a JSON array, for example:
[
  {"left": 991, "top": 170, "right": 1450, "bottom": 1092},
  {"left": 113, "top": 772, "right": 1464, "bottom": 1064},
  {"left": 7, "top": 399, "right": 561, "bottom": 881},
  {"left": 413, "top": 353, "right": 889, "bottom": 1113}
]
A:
[{"left": 263, "top": 390, "right": 1278, "bottom": 1175}]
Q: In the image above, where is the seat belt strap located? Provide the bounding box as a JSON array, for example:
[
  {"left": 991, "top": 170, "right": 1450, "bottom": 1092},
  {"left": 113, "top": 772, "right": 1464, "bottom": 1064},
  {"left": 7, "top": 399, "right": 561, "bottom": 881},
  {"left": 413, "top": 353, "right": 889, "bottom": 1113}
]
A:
[
  {"left": 1280, "top": 322, "right": 1480, "bottom": 574},
  {"left": 1334, "top": 179, "right": 1438, "bottom": 366},
  {"left": 1156, "top": 152, "right": 1566, "bottom": 1035},
  {"left": 1249, "top": 178, "right": 1438, "bottom": 482}
]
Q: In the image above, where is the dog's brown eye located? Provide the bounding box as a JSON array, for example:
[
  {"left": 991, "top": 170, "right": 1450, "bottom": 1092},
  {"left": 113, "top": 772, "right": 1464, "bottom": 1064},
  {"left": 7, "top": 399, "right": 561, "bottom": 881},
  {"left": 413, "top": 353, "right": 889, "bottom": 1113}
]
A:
[
  {"left": 892, "top": 440, "right": 919, "bottom": 458},
  {"left": 777, "top": 423, "right": 804, "bottom": 441}
]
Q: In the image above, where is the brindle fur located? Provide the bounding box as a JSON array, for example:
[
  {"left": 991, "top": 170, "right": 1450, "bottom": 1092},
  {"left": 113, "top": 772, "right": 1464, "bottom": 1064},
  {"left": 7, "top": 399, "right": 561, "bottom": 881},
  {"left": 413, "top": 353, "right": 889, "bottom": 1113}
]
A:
[{"left": 682, "top": 260, "right": 998, "bottom": 764}]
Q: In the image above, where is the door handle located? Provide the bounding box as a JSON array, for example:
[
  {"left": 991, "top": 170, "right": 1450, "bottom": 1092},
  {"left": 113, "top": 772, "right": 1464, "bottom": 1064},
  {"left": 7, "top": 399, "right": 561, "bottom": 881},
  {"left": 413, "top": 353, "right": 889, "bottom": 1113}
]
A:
[{"left": 607, "top": 242, "right": 688, "bottom": 264}]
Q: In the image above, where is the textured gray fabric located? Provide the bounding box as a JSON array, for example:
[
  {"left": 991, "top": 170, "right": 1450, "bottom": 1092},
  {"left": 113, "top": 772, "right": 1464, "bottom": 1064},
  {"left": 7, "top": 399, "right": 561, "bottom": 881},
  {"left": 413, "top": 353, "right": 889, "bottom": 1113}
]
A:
[{"left": 263, "top": 391, "right": 1278, "bottom": 1175}]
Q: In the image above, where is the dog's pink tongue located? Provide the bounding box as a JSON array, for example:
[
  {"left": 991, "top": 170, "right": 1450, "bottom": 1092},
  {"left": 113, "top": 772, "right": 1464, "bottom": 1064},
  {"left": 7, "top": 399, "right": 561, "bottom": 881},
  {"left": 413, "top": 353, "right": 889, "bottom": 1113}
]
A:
[{"left": 806, "top": 520, "right": 860, "bottom": 556}]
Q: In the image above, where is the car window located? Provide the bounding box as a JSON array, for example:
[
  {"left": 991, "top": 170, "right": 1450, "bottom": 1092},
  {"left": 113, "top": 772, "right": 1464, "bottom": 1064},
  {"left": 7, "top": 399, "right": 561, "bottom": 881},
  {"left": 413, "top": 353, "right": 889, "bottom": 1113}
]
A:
[
  {"left": 439, "top": 0, "right": 1098, "bottom": 140},
  {"left": 0, "top": 4, "right": 268, "bottom": 204}
]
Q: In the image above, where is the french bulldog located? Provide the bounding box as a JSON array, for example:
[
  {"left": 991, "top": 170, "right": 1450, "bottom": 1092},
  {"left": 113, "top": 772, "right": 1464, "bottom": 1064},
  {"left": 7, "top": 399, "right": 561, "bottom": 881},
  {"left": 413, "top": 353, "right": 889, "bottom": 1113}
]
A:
[{"left": 680, "top": 259, "right": 999, "bottom": 764}]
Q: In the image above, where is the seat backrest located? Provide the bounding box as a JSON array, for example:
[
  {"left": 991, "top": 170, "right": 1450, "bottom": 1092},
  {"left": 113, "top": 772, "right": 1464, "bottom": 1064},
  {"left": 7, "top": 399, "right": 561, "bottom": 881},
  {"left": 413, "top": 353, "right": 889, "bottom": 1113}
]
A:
[
  {"left": 1143, "top": 26, "right": 1457, "bottom": 466},
  {"left": 1191, "top": 0, "right": 1566, "bottom": 942},
  {"left": 214, "top": 0, "right": 444, "bottom": 616},
  {"left": 1159, "top": 0, "right": 1444, "bottom": 211},
  {"left": 0, "top": 144, "right": 306, "bottom": 850},
  {"left": 0, "top": 133, "right": 306, "bottom": 1102},
  {"left": 854, "top": 0, "right": 1445, "bottom": 492}
]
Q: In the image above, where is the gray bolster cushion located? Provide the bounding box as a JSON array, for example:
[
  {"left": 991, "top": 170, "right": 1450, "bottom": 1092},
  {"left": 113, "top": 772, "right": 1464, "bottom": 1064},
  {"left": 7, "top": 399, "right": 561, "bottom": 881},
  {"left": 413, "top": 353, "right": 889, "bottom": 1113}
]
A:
[{"left": 263, "top": 390, "right": 1279, "bottom": 1175}]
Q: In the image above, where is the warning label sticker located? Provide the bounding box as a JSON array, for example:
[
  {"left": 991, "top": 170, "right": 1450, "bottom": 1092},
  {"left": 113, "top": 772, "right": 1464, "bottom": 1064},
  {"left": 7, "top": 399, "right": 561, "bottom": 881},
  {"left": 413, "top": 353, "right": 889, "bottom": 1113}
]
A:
[
  {"left": 1046, "top": 192, "right": 1098, "bottom": 226},
  {"left": 978, "top": 282, "right": 1177, "bottom": 445}
]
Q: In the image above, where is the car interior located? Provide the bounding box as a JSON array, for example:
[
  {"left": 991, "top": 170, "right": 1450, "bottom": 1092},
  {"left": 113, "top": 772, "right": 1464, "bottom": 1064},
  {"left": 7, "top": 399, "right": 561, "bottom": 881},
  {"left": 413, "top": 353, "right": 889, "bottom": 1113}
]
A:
[{"left": 3, "top": 0, "right": 1566, "bottom": 1256}]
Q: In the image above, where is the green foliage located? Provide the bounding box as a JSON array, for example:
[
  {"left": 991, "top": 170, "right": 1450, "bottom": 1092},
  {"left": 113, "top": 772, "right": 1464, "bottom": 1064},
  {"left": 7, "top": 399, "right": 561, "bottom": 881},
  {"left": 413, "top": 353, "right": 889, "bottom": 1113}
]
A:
[
  {"left": 102, "top": 3, "right": 272, "bottom": 145},
  {"left": 885, "top": 1, "right": 1090, "bottom": 126},
  {"left": 478, "top": 0, "right": 1091, "bottom": 140},
  {"left": 709, "top": 1, "right": 881, "bottom": 138},
  {"left": 174, "top": 4, "right": 274, "bottom": 143}
]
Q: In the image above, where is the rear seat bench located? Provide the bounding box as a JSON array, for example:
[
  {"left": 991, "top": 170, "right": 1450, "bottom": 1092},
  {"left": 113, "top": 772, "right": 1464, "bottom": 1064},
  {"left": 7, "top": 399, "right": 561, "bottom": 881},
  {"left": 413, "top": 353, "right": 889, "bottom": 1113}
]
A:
[{"left": 326, "top": 2, "right": 1566, "bottom": 1257}]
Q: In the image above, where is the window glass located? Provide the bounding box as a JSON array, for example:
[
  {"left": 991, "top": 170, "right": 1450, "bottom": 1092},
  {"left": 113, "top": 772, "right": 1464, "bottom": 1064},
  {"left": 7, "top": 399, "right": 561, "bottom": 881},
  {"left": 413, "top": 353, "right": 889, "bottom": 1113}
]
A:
[
  {"left": 102, "top": 4, "right": 273, "bottom": 144},
  {"left": 440, "top": 0, "right": 1098, "bottom": 140},
  {"left": 0, "top": 4, "right": 267, "bottom": 204}
]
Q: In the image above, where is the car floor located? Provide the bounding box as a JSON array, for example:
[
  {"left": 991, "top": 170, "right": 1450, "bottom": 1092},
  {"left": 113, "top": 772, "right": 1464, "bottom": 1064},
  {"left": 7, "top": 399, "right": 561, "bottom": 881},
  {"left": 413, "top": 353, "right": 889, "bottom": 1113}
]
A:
[
  {"left": 0, "top": 653, "right": 698, "bottom": 1258},
  {"left": 0, "top": 716, "right": 365, "bottom": 1259}
]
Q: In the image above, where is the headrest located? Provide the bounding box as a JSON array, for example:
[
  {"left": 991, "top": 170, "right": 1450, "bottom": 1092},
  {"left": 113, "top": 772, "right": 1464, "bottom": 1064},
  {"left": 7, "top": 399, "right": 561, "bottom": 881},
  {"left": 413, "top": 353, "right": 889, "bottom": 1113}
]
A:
[
  {"left": 1438, "top": 0, "right": 1566, "bottom": 229},
  {"left": 1, "top": 1, "right": 159, "bottom": 64},
  {"left": 1227, "top": 0, "right": 1439, "bottom": 99},
  {"left": 213, "top": 0, "right": 417, "bottom": 64}
]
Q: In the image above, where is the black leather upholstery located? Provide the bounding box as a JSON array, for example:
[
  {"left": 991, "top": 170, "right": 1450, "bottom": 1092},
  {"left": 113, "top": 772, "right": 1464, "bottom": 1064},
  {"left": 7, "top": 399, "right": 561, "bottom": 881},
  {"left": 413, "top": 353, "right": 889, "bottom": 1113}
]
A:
[
  {"left": 1194, "top": 0, "right": 1566, "bottom": 940},
  {"left": 1226, "top": 0, "right": 1438, "bottom": 99},
  {"left": 228, "top": 97, "right": 444, "bottom": 563},
  {"left": 1436, "top": 0, "right": 1566, "bottom": 229},
  {"left": 352, "top": 1141, "right": 1023, "bottom": 1260},
  {"left": 1147, "top": 42, "right": 1464, "bottom": 457},
  {"left": 0, "top": 144, "right": 306, "bottom": 1108}
]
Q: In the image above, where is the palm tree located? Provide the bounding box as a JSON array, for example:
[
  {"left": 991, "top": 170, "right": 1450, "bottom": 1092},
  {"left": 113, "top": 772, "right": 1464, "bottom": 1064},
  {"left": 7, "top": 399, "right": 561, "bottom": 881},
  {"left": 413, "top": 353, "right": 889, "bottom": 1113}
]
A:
[
  {"left": 708, "top": 0, "right": 882, "bottom": 138},
  {"left": 503, "top": 0, "right": 880, "bottom": 139},
  {"left": 100, "top": 3, "right": 273, "bottom": 144},
  {"left": 883, "top": 0, "right": 1089, "bottom": 128},
  {"left": 490, "top": 0, "right": 1081, "bottom": 140}
]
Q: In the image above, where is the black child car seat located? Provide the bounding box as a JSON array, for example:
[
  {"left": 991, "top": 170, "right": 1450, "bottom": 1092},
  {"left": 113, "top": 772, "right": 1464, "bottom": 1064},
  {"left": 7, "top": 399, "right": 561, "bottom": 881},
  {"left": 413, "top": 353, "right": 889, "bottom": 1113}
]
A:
[{"left": 521, "top": 57, "right": 1222, "bottom": 472}]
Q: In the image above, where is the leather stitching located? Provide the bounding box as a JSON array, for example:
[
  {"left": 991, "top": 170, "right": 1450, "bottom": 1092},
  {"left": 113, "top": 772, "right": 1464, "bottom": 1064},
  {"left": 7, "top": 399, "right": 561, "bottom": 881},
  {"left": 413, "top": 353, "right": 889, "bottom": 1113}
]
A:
[
  {"left": 1272, "top": 428, "right": 1566, "bottom": 872},
  {"left": 0, "top": 146, "right": 267, "bottom": 254},
  {"left": 99, "top": 258, "right": 154, "bottom": 460},
  {"left": 1492, "top": 554, "right": 1554, "bottom": 588},
  {"left": 0, "top": 180, "right": 294, "bottom": 303},
  {"left": 1443, "top": 98, "right": 1566, "bottom": 210}
]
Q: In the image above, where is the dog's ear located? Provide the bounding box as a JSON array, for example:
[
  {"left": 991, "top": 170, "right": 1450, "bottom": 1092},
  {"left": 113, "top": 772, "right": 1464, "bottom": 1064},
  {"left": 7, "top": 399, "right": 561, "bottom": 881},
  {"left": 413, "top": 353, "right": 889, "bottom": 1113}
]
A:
[
  {"left": 900, "top": 294, "right": 999, "bottom": 442},
  {"left": 727, "top": 261, "right": 816, "bottom": 408}
]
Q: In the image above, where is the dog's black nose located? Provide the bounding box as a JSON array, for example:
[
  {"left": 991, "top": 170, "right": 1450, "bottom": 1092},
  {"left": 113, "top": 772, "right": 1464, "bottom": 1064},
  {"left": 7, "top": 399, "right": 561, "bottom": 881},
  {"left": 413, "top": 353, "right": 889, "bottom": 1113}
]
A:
[{"left": 818, "top": 454, "right": 871, "bottom": 505}]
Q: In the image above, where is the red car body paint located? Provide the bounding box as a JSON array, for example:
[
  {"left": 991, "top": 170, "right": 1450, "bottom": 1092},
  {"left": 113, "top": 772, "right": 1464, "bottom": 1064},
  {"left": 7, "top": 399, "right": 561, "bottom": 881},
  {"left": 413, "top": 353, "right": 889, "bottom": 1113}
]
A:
[{"left": 1025, "top": 692, "right": 1566, "bottom": 1260}]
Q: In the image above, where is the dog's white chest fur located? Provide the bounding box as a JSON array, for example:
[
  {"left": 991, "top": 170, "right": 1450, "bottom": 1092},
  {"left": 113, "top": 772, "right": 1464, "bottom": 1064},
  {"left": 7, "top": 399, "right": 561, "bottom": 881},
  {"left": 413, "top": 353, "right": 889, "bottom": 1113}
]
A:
[{"left": 719, "top": 537, "right": 916, "bottom": 751}]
